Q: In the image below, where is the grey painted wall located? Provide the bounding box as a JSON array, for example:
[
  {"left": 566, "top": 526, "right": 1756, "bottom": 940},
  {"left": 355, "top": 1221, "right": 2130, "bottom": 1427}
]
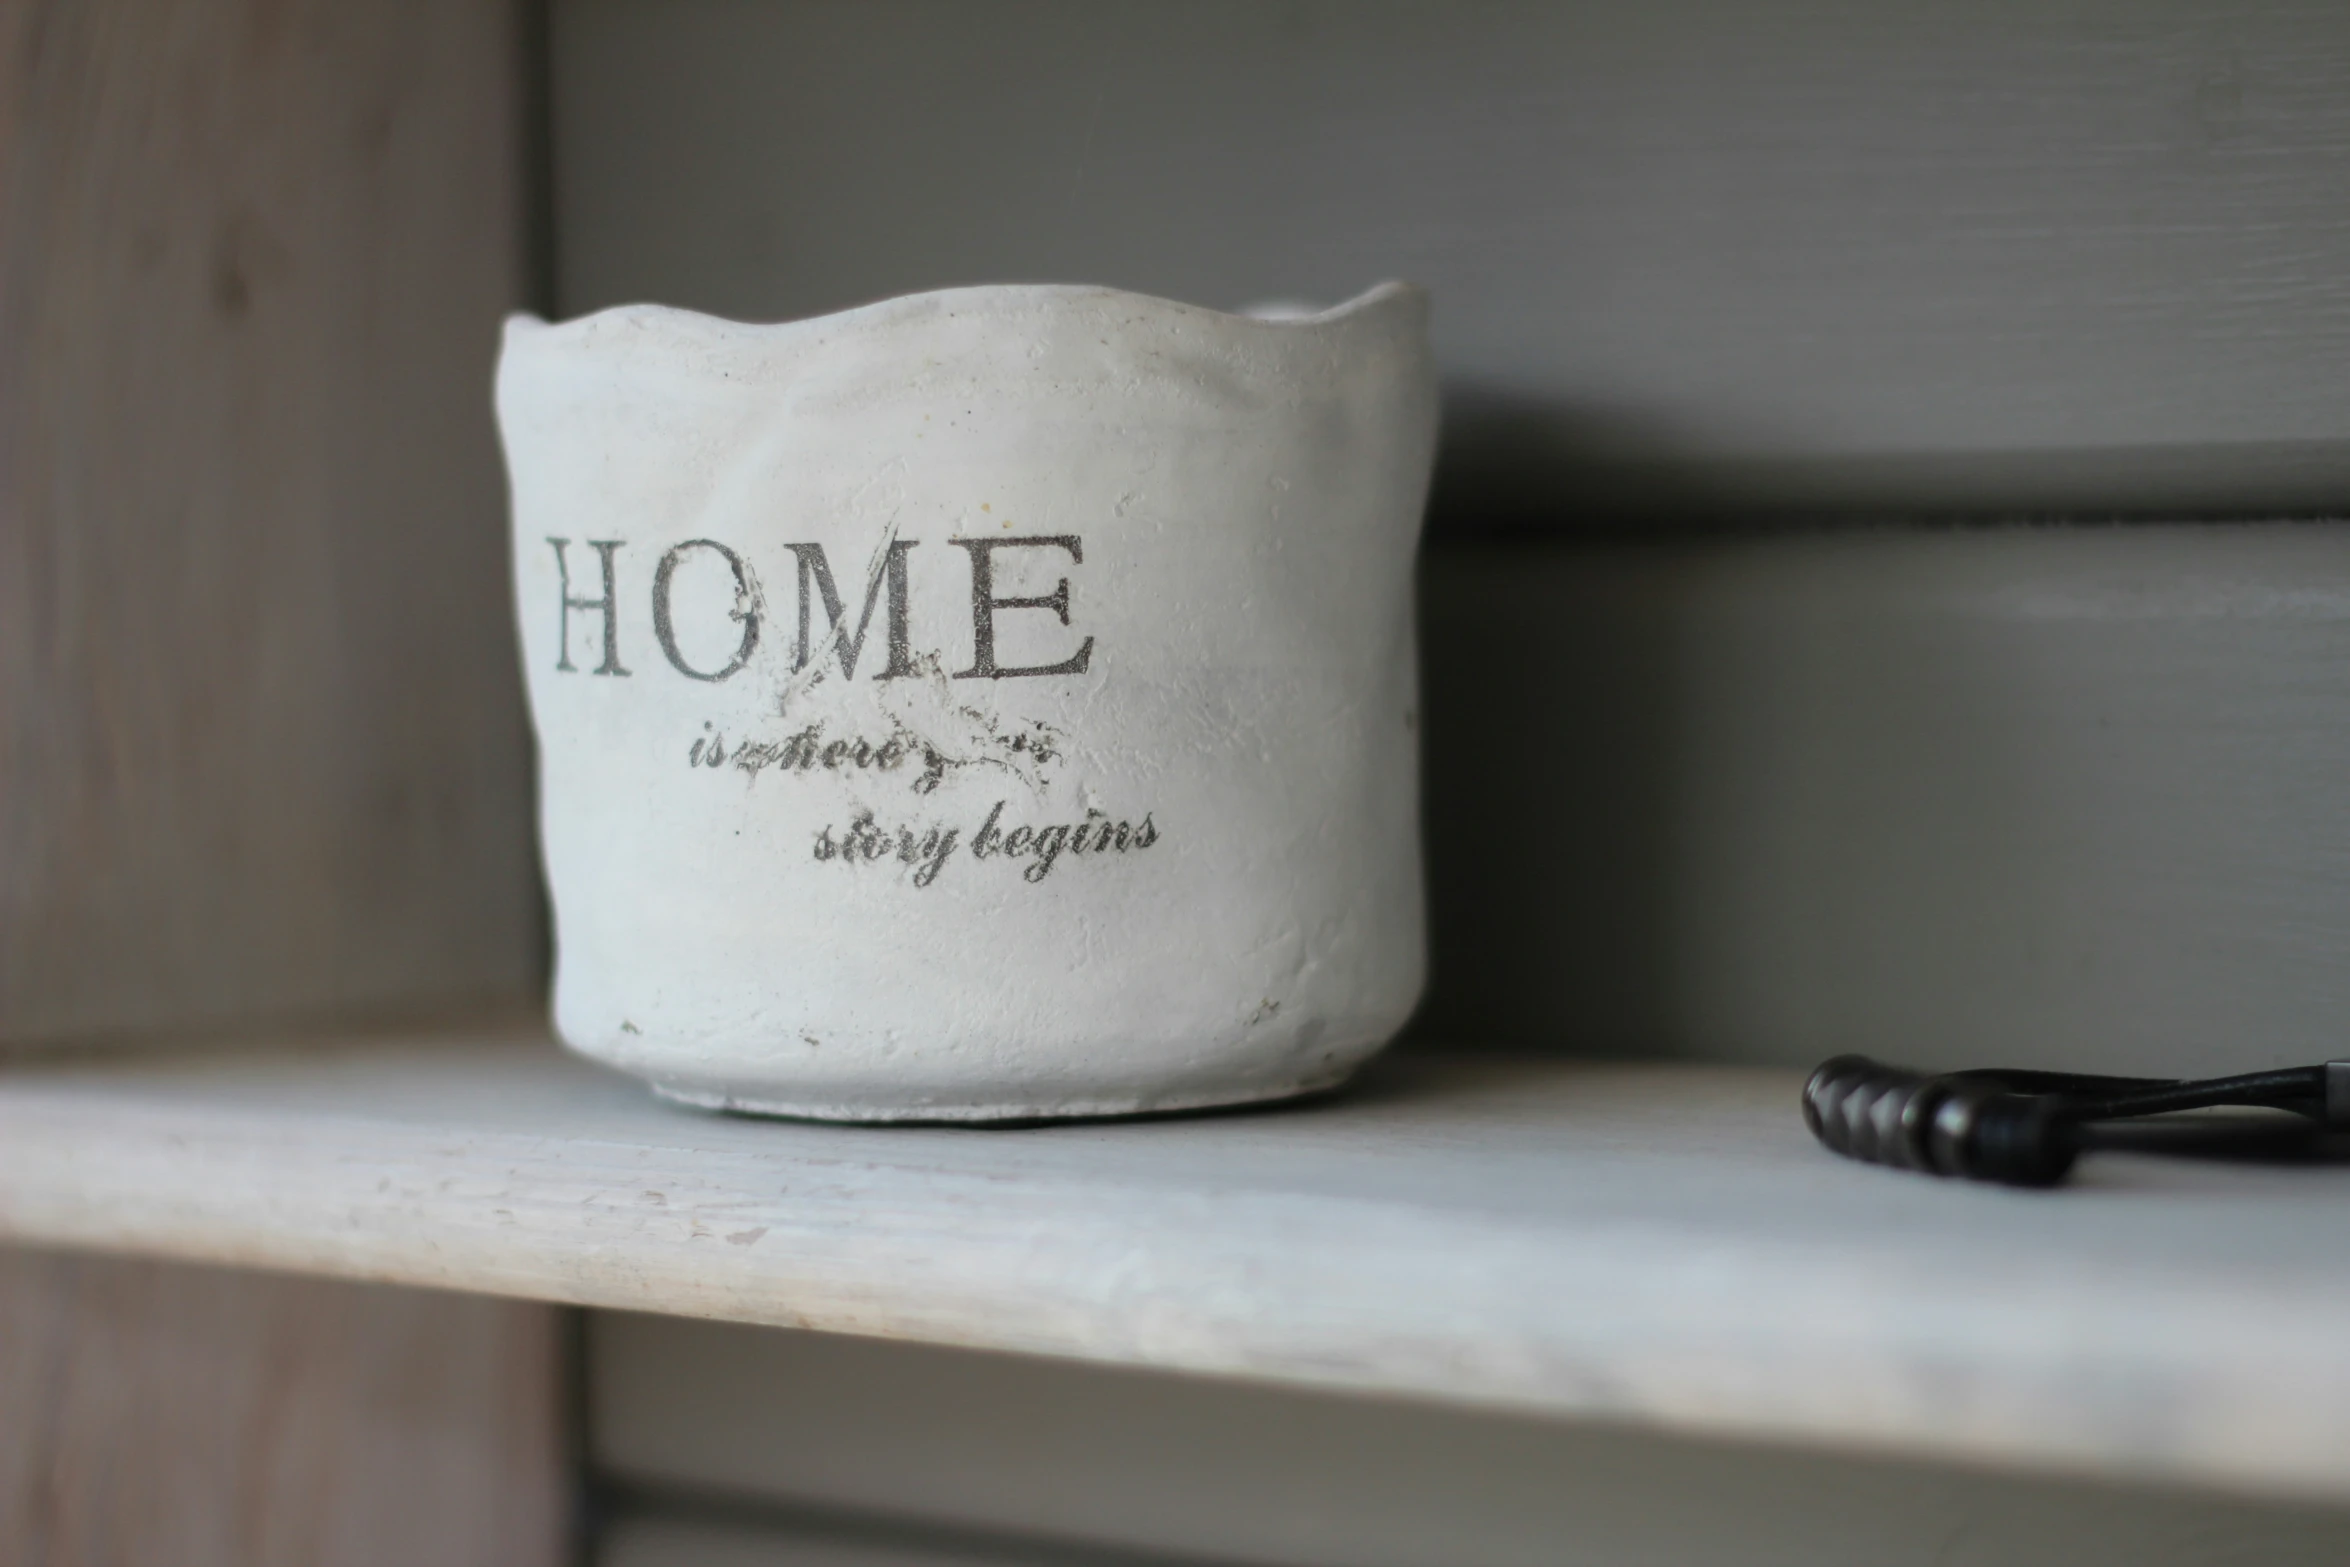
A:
[
  {"left": 1414, "top": 525, "right": 2350, "bottom": 1071},
  {"left": 593, "top": 1313, "right": 2350, "bottom": 1567},
  {"left": 553, "top": 0, "right": 2350, "bottom": 524}
]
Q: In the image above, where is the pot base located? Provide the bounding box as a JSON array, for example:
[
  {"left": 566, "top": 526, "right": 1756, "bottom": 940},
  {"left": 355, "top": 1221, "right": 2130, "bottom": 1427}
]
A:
[{"left": 643, "top": 1064, "right": 1365, "bottom": 1125}]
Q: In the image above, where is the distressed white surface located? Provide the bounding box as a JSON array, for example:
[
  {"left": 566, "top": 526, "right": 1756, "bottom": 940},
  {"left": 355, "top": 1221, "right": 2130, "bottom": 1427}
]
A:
[
  {"left": 499, "top": 284, "right": 1435, "bottom": 1118},
  {"left": 4, "top": 1028, "right": 2350, "bottom": 1503},
  {"left": 595, "top": 1318, "right": 2350, "bottom": 1567}
]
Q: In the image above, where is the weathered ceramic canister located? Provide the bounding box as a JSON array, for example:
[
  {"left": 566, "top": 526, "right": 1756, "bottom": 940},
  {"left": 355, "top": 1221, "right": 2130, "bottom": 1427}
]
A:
[{"left": 497, "top": 282, "right": 1436, "bottom": 1119}]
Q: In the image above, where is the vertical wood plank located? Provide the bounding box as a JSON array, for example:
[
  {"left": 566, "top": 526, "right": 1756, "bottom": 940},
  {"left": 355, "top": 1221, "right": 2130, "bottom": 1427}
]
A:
[
  {"left": 0, "top": 1247, "right": 569, "bottom": 1567},
  {"left": 0, "top": 5, "right": 570, "bottom": 1561},
  {"left": 0, "top": 0, "right": 542, "bottom": 1046}
]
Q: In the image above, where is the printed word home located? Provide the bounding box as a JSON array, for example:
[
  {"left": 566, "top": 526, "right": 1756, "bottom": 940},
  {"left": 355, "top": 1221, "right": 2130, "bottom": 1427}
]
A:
[{"left": 544, "top": 534, "right": 1095, "bottom": 682}]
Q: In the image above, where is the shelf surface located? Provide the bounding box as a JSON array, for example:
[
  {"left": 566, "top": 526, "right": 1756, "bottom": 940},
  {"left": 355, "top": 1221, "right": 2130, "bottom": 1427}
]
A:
[{"left": 5, "top": 1024, "right": 2350, "bottom": 1503}]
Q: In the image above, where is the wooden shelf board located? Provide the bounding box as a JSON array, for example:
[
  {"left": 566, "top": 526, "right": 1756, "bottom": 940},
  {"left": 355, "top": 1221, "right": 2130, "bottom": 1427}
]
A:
[{"left": 4, "top": 1023, "right": 2349, "bottom": 1503}]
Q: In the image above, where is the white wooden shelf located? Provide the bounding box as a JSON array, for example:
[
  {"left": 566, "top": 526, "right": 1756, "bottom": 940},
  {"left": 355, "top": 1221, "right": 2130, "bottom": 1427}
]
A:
[{"left": 5, "top": 1022, "right": 2349, "bottom": 1505}]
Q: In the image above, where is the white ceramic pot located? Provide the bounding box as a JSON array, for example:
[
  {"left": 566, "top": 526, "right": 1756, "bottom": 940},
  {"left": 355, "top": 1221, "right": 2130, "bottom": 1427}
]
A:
[{"left": 497, "top": 282, "right": 1436, "bottom": 1120}]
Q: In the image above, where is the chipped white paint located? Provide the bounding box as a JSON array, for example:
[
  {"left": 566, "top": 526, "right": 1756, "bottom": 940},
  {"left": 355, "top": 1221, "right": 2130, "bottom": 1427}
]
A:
[
  {"left": 7, "top": 1033, "right": 2350, "bottom": 1505},
  {"left": 497, "top": 284, "right": 1437, "bottom": 1119}
]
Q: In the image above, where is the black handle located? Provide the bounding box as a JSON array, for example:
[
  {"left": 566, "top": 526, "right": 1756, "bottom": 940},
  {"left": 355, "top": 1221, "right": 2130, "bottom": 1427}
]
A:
[{"left": 1803, "top": 1055, "right": 2347, "bottom": 1187}]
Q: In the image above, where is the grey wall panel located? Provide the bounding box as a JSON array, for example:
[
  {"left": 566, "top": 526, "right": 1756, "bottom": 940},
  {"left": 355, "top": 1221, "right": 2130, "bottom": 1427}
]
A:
[
  {"left": 1415, "top": 522, "right": 2350, "bottom": 1072},
  {"left": 591, "top": 1313, "right": 2350, "bottom": 1567},
  {"left": 600, "top": 1510, "right": 1142, "bottom": 1567},
  {"left": 552, "top": 0, "right": 2350, "bottom": 522}
]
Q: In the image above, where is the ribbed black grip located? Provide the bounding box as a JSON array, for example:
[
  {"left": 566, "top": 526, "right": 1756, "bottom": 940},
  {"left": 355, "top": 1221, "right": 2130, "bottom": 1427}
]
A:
[
  {"left": 1803, "top": 1055, "right": 2344, "bottom": 1186},
  {"left": 1802, "top": 1057, "right": 2074, "bottom": 1186}
]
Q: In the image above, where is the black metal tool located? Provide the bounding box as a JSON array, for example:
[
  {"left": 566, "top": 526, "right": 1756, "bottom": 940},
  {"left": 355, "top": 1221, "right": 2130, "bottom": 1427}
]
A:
[{"left": 1802, "top": 1055, "right": 2350, "bottom": 1187}]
